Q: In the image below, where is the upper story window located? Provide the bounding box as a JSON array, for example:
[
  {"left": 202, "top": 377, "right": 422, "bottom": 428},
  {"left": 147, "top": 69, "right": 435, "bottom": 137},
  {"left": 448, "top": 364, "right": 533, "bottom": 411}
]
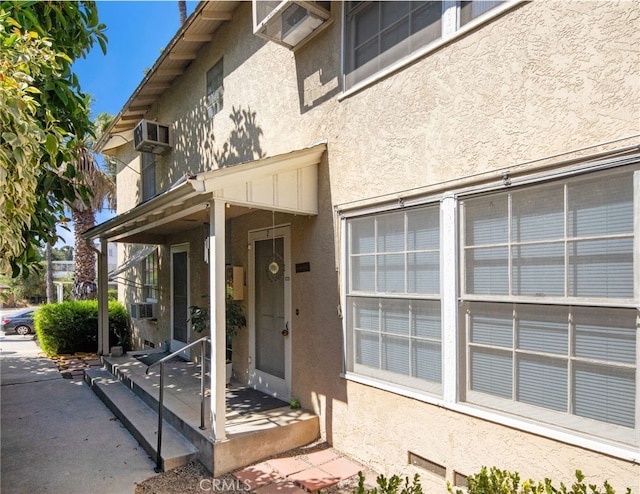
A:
[
  {"left": 207, "top": 58, "right": 224, "bottom": 118},
  {"left": 141, "top": 152, "right": 156, "bottom": 202},
  {"left": 344, "top": 1, "right": 504, "bottom": 90}
]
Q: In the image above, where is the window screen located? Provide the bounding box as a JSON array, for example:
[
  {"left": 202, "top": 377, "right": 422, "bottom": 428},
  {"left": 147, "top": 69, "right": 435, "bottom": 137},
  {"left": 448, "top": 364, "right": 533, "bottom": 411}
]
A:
[
  {"left": 346, "top": 204, "right": 442, "bottom": 394},
  {"left": 461, "top": 166, "right": 638, "bottom": 444},
  {"left": 207, "top": 58, "right": 224, "bottom": 118}
]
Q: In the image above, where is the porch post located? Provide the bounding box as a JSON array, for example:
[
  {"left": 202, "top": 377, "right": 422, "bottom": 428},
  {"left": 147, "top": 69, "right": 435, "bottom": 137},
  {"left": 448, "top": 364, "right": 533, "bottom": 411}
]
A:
[
  {"left": 209, "top": 199, "right": 227, "bottom": 441},
  {"left": 97, "top": 238, "right": 109, "bottom": 355}
]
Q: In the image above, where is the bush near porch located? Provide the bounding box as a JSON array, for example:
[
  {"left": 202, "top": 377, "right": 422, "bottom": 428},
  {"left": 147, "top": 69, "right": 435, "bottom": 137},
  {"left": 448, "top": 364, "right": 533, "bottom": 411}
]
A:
[{"left": 34, "top": 300, "right": 129, "bottom": 356}]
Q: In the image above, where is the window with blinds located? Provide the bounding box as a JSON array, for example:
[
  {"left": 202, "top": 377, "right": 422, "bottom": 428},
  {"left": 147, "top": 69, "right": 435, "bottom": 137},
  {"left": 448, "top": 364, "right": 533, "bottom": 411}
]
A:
[
  {"left": 460, "top": 166, "right": 638, "bottom": 445},
  {"left": 346, "top": 205, "right": 442, "bottom": 394},
  {"left": 206, "top": 58, "right": 224, "bottom": 119}
]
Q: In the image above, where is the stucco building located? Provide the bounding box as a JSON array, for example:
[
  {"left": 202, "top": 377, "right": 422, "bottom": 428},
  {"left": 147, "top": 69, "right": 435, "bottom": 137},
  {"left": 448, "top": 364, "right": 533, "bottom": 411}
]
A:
[{"left": 87, "top": 1, "right": 639, "bottom": 489}]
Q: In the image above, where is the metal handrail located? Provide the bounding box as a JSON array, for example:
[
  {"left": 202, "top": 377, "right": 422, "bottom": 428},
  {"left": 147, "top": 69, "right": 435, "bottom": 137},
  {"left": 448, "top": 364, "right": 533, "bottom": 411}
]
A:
[{"left": 146, "top": 336, "right": 210, "bottom": 472}]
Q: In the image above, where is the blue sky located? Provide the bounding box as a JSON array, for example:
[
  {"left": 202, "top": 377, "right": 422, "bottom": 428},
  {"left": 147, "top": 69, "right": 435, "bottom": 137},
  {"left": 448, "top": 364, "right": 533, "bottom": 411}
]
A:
[{"left": 57, "top": 1, "right": 197, "bottom": 247}]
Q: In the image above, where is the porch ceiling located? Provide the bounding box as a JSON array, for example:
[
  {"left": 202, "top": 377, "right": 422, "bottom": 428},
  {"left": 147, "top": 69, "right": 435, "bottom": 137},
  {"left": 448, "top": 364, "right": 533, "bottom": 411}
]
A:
[{"left": 83, "top": 142, "right": 327, "bottom": 244}]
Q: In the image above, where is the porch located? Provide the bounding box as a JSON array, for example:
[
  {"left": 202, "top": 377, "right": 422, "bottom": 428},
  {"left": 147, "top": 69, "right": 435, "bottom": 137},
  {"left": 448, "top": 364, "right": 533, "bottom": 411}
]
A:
[{"left": 84, "top": 351, "right": 319, "bottom": 476}]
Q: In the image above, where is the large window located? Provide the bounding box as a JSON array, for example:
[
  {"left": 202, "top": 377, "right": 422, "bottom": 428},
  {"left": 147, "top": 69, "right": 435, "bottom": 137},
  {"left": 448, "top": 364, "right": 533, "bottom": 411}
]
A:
[
  {"left": 343, "top": 161, "right": 639, "bottom": 450},
  {"left": 344, "top": 1, "right": 504, "bottom": 90},
  {"left": 346, "top": 205, "right": 442, "bottom": 394},
  {"left": 207, "top": 58, "right": 224, "bottom": 118},
  {"left": 460, "top": 167, "right": 637, "bottom": 445}
]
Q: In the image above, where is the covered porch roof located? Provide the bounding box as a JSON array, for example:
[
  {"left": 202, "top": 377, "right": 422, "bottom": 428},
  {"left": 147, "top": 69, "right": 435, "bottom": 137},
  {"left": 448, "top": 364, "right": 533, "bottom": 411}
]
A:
[{"left": 84, "top": 142, "right": 326, "bottom": 244}]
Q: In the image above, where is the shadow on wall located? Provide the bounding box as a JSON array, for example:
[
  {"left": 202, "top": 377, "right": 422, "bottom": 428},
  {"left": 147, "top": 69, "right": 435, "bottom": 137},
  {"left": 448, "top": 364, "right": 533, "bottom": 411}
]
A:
[
  {"left": 171, "top": 104, "right": 266, "bottom": 181},
  {"left": 214, "top": 106, "right": 266, "bottom": 168},
  {"left": 294, "top": 15, "right": 342, "bottom": 114}
]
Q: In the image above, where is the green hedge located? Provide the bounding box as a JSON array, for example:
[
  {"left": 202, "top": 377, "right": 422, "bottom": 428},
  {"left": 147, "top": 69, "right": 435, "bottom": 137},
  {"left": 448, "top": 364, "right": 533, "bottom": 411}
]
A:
[{"left": 34, "top": 300, "right": 130, "bottom": 356}]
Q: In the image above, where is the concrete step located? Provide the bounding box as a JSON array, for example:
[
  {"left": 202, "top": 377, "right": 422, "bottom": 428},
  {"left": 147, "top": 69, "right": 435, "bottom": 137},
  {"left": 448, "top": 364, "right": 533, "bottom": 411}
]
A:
[
  {"left": 101, "top": 355, "right": 213, "bottom": 467},
  {"left": 85, "top": 368, "right": 198, "bottom": 471}
]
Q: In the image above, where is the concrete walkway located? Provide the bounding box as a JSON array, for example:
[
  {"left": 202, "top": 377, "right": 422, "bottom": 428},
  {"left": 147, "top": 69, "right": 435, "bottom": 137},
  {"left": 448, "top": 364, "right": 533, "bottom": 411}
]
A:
[{"left": 0, "top": 333, "right": 156, "bottom": 494}]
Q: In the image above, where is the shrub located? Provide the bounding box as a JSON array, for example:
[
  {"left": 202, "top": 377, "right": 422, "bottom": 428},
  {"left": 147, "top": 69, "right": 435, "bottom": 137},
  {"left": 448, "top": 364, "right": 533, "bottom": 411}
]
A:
[
  {"left": 35, "top": 300, "right": 129, "bottom": 356},
  {"left": 447, "top": 467, "right": 631, "bottom": 494},
  {"left": 356, "top": 471, "right": 423, "bottom": 494}
]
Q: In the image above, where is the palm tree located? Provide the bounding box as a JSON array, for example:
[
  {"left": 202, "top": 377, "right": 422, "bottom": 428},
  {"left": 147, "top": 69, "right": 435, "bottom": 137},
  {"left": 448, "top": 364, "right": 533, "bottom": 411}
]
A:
[
  {"left": 178, "top": 1, "right": 187, "bottom": 25},
  {"left": 70, "top": 114, "right": 116, "bottom": 300}
]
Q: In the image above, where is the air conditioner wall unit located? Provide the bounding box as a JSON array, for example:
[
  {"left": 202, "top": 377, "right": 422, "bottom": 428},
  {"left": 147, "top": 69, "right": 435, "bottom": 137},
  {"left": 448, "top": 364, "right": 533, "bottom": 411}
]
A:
[
  {"left": 133, "top": 119, "right": 173, "bottom": 154},
  {"left": 130, "top": 302, "right": 158, "bottom": 320},
  {"left": 253, "top": 1, "right": 331, "bottom": 49}
]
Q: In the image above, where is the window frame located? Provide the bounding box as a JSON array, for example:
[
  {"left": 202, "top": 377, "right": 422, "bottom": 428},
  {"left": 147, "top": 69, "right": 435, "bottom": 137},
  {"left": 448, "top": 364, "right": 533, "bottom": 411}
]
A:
[
  {"left": 340, "top": 156, "right": 640, "bottom": 459},
  {"left": 344, "top": 203, "right": 444, "bottom": 396},
  {"left": 206, "top": 58, "right": 224, "bottom": 119},
  {"left": 143, "top": 250, "right": 158, "bottom": 303},
  {"left": 458, "top": 165, "right": 639, "bottom": 447}
]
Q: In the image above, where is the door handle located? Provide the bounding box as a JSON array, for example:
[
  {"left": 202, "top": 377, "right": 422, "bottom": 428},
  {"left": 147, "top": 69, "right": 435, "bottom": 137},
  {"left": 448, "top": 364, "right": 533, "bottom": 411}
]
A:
[{"left": 281, "top": 321, "right": 289, "bottom": 336}]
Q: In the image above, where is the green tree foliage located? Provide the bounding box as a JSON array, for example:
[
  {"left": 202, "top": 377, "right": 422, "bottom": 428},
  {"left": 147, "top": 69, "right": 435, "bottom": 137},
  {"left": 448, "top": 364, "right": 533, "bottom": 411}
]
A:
[{"left": 0, "top": 2, "right": 107, "bottom": 278}]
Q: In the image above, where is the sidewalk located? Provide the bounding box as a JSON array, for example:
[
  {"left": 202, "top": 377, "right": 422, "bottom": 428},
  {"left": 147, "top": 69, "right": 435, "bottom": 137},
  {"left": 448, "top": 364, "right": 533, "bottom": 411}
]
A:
[
  {"left": 1, "top": 333, "right": 377, "bottom": 494},
  {"left": 0, "top": 333, "right": 156, "bottom": 494}
]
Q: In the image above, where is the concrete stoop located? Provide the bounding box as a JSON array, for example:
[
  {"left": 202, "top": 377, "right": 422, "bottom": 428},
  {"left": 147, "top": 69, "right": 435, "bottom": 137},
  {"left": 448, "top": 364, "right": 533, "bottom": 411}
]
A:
[
  {"left": 85, "top": 355, "right": 321, "bottom": 477},
  {"left": 84, "top": 368, "right": 199, "bottom": 471}
]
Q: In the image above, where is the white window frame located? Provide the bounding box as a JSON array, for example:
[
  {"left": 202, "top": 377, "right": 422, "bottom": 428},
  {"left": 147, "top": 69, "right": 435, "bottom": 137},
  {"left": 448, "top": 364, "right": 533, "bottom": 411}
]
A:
[
  {"left": 143, "top": 250, "right": 158, "bottom": 303},
  {"left": 340, "top": 1, "right": 522, "bottom": 98},
  {"left": 341, "top": 156, "right": 640, "bottom": 461},
  {"left": 344, "top": 202, "right": 444, "bottom": 396}
]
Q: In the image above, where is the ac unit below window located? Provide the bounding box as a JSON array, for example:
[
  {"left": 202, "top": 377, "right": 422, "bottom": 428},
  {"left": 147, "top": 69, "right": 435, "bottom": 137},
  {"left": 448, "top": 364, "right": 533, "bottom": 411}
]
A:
[
  {"left": 130, "top": 302, "right": 157, "bottom": 320},
  {"left": 133, "top": 119, "right": 173, "bottom": 154}
]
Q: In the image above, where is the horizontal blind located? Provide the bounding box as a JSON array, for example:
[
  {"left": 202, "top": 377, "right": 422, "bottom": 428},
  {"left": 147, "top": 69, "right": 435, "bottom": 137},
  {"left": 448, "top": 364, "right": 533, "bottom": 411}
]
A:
[{"left": 346, "top": 203, "right": 442, "bottom": 394}]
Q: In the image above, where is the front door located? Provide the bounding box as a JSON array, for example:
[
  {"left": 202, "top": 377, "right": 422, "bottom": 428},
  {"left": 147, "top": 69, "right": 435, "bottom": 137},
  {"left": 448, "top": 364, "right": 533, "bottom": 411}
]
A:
[
  {"left": 248, "top": 225, "right": 291, "bottom": 399},
  {"left": 171, "top": 244, "right": 189, "bottom": 354}
]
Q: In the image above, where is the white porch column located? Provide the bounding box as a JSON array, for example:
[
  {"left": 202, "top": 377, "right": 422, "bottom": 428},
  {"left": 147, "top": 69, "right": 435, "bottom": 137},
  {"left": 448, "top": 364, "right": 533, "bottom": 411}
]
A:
[
  {"left": 97, "top": 238, "right": 110, "bottom": 355},
  {"left": 209, "top": 199, "right": 227, "bottom": 441}
]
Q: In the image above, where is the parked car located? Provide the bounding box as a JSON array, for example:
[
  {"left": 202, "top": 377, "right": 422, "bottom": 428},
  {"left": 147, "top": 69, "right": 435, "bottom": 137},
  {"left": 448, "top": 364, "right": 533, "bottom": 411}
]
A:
[{"left": 1, "top": 309, "right": 35, "bottom": 335}]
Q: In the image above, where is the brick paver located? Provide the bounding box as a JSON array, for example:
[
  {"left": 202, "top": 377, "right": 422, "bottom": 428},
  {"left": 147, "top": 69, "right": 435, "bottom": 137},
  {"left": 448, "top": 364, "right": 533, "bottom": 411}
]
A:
[{"left": 233, "top": 447, "right": 366, "bottom": 493}]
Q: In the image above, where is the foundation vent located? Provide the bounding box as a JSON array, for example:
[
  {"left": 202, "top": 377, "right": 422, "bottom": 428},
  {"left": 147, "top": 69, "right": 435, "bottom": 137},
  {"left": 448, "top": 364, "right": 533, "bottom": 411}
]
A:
[
  {"left": 408, "top": 452, "right": 446, "bottom": 479},
  {"left": 454, "top": 471, "right": 468, "bottom": 488}
]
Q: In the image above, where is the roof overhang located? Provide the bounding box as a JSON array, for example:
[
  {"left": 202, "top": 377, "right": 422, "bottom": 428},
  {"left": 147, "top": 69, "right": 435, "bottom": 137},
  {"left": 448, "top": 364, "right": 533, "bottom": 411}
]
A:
[
  {"left": 95, "top": 1, "right": 241, "bottom": 152},
  {"left": 83, "top": 142, "right": 327, "bottom": 244}
]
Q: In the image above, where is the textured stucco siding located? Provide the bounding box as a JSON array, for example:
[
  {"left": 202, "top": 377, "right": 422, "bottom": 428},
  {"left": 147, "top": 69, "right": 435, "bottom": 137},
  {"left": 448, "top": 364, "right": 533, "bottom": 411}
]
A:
[{"left": 109, "top": 0, "right": 639, "bottom": 489}]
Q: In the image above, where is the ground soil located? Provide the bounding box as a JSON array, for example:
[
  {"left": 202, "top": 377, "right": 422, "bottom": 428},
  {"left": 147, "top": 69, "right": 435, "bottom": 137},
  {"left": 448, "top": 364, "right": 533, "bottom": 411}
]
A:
[{"left": 133, "top": 441, "right": 375, "bottom": 494}]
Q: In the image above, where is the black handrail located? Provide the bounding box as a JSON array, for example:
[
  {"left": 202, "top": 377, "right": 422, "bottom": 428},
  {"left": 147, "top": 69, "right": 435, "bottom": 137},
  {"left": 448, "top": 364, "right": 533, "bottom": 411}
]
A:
[{"left": 146, "top": 336, "right": 210, "bottom": 472}]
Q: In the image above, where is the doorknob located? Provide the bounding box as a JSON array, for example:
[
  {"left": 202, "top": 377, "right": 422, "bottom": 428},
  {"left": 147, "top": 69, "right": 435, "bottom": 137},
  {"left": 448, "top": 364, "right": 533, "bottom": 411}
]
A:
[{"left": 281, "top": 321, "right": 289, "bottom": 336}]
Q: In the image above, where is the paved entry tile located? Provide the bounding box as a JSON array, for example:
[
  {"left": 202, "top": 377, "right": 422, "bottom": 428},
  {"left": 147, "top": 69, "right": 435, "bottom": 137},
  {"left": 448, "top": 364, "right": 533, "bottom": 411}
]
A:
[
  {"left": 233, "top": 446, "right": 366, "bottom": 493},
  {"left": 233, "top": 462, "right": 280, "bottom": 490},
  {"left": 268, "top": 456, "right": 310, "bottom": 477}
]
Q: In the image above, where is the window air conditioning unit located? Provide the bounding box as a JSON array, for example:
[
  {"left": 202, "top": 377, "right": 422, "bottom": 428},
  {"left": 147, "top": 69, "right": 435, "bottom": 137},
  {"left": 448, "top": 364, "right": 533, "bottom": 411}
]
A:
[
  {"left": 133, "top": 119, "right": 173, "bottom": 154},
  {"left": 253, "top": 1, "right": 331, "bottom": 49},
  {"left": 130, "top": 302, "right": 157, "bottom": 320}
]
